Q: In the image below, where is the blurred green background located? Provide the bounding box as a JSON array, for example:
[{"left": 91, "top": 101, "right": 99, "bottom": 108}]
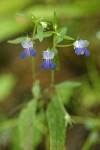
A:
[{"left": 0, "top": 0, "right": 100, "bottom": 150}]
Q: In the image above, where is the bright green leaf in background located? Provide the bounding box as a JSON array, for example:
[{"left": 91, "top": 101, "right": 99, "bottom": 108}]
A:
[
  {"left": 0, "top": 74, "right": 16, "bottom": 101},
  {"left": 19, "top": 99, "right": 44, "bottom": 150},
  {"left": 19, "top": 100, "right": 37, "bottom": 150},
  {"left": 0, "top": 0, "right": 100, "bottom": 42},
  {"left": 46, "top": 98, "right": 66, "bottom": 150},
  {"left": 55, "top": 81, "right": 81, "bottom": 104}
]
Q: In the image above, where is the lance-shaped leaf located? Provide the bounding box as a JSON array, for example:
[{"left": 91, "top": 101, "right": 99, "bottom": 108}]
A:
[
  {"left": 46, "top": 98, "right": 66, "bottom": 150},
  {"left": 34, "top": 31, "right": 53, "bottom": 40},
  {"left": 55, "top": 27, "right": 67, "bottom": 44},
  {"left": 62, "top": 35, "right": 75, "bottom": 40},
  {"left": 8, "top": 37, "right": 27, "bottom": 44},
  {"left": 16, "top": 12, "right": 33, "bottom": 20},
  {"left": 53, "top": 12, "right": 58, "bottom": 31},
  {"left": 37, "top": 24, "right": 44, "bottom": 42},
  {"left": 56, "top": 81, "right": 81, "bottom": 89},
  {"left": 19, "top": 100, "right": 37, "bottom": 150},
  {"left": 55, "top": 81, "right": 81, "bottom": 103},
  {"left": 32, "top": 112, "right": 45, "bottom": 150}
]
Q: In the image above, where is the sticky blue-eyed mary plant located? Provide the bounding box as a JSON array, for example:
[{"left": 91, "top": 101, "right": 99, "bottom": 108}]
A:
[{"left": 6, "top": 12, "right": 95, "bottom": 150}]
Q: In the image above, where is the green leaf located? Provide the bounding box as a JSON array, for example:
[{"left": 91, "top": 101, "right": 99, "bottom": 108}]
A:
[
  {"left": 81, "top": 131, "right": 99, "bottom": 150},
  {"left": 34, "top": 31, "right": 53, "bottom": 40},
  {"left": 54, "top": 27, "right": 75, "bottom": 44},
  {"left": 0, "top": 74, "right": 16, "bottom": 101},
  {"left": 55, "top": 81, "right": 81, "bottom": 103},
  {"left": 32, "top": 80, "right": 41, "bottom": 100},
  {"left": 32, "top": 126, "right": 42, "bottom": 150},
  {"left": 62, "top": 35, "right": 75, "bottom": 40},
  {"left": 19, "top": 100, "right": 37, "bottom": 150},
  {"left": 33, "top": 112, "right": 45, "bottom": 149},
  {"left": 12, "top": 127, "right": 21, "bottom": 150},
  {"left": 55, "top": 27, "right": 67, "bottom": 44},
  {"left": 58, "top": 27, "right": 67, "bottom": 35},
  {"left": 16, "top": 12, "right": 33, "bottom": 20},
  {"left": 53, "top": 12, "right": 58, "bottom": 31},
  {"left": 56, "top": 81, "right": 81, "bottom": 89},
  {"left": 37, "top": 24, "right": 44, "bottom": 42},
  {"left": 8, "top": 37, "right": 26, "bottom": 44},
  {"left": 46, "top": 98, "right": 66, "bottom": 150},
  {"left": 42, "top": 31, "right": 53, "bottom": 38}
]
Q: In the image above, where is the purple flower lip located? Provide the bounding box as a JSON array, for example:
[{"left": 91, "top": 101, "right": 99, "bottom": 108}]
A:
[
  {"left": 20, "top": 38, "right": 36, "bottom": 59},
  {"left": 74, "top": 40, "right": 90, "bottom": 57},
  {"left": 41, "top": 50, "right": 56, "bottom": 70}
]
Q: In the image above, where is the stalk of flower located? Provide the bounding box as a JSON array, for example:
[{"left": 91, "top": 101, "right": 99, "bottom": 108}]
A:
[
  {"left": 20, "top": 38, "right": 36, "bottom": 59},
  {"left": 74, "top": 40, "right": 90, "bottom": 56},
  {"left": 41, "top": 50, "right": 56, "bottom": 70}
]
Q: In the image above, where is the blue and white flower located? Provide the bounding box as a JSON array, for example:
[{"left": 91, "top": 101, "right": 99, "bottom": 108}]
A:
[
  {"left": 20, "top": 38, "right": 36, "bottom": 59},
  {"left": 74, "top": 40, "right": 90, "bottom": 56},
  {"left": 41, "top": 50, "right": 56, "bottom": 70}
]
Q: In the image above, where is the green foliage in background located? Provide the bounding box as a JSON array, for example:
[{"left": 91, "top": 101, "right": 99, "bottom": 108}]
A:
[
  {"left": 0, "top": 74, "right": 16, "bottom": 101},
  {"left": 0, "top": 0, "right": 100, "bottom": 41}
]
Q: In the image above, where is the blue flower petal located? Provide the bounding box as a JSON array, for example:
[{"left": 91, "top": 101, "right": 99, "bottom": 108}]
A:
[
  {"left": 49, "top": 60, "right": 56, "bottom": 70},
  {"left": 84, "top": 48, "right": 90, "bottom": 57},
  {"left": 29, "top": 48, "right": 36, "bottom": 56},
  {"left": 20, "top": 50, "right": 27, "bottom": 59},
  {"left": 41, "top": 60, "right": 49, "bottom": 70},
  {"left": 75, "top": 48, "right": 84, "bottom": 55}
]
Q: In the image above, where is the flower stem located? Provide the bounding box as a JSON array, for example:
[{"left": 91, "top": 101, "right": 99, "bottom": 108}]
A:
[
  {"left": 57, "top": 43, "right": 73, "bottom": 47},
  {"left": 32, "top": 24, "right": 37, "bottom": 37},
  {"left": 32, "top": 57, "right": 36, "bottom": 80},
  {"left": 51, "top": 70, "right": 55, "bottom": 86},
  {"left": 50, "top": 35, "right": 56, "bottom": 86}
]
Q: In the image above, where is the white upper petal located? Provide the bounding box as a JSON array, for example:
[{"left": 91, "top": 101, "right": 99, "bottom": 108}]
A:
[
  {"left": 74, "top": 40, "right": 89, "bottom": 48},
  {"left": 43, "top": 50, "right": 55, "bottom": 59},
  {"left": 21, "top": 38, "right": 33, "bottom": 48}
]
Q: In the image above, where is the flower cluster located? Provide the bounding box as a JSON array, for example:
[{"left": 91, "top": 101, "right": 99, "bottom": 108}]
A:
[{"left": 20, "top": 38, "right": 90, "bottom": 70}]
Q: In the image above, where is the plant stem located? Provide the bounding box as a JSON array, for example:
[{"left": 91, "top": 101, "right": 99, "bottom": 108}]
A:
[
  {"left": 81, "top": 131, "right": 98, "bottom": 150},
  {"left": 32, "top": 24, "right": 37, "bottom": 37},
  {"left": 50, "top": 35, "right": 56, "bottom": 86},
  {"left": 51, "top": 70, "right": 55, "bottom": 86},
  {"left": 57, "top": 43, "right": 73, "bottom": 47},
  {"left": 32, "top": 57, "right": 36, "bottom": 80},
  {"left": 71, "top": 116, "right": 100, "bottom": 128}
]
